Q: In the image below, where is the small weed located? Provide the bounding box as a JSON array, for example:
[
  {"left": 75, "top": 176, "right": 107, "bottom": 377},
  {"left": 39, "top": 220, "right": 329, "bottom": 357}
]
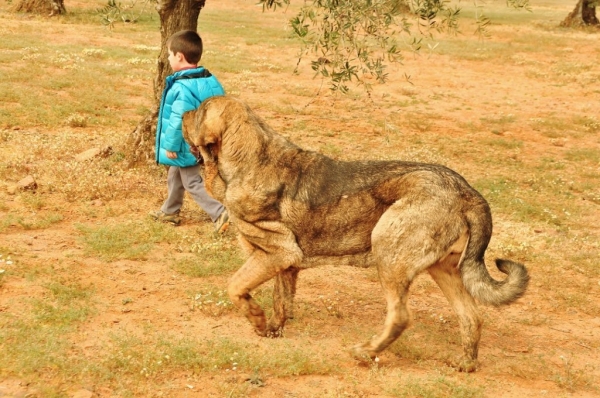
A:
[
  {"left": 553, "top": 355, "right": 596, "bottom": 392},
  {"left": 319, "top": 294, "right": 343, "bottom": 318},
  {"left": 65, "top": 113, "right": 88, "bottom": 128},
  {"left": 482, "top": 137, "right": 523, "bottom": 150},
  {"left": 480, "top": 113, "right": 516, "bottom": 125},
  {"left": 22, "top": 213, "right": 64, "bottom": 230},
  {"left": 407, "top": 113, "right": 435, "bottom": 132},
  {"left": 20, "top": 192, "right": 45, "bottom": 210},
  {"left": 189, "top": 289, "right": 235, "bottom": 317}
]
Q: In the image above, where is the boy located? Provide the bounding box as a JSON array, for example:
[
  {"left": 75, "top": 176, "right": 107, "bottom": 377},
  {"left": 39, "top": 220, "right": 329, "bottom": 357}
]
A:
[{"left": 150, "top": 30, "right": 229, "bottom": 232}]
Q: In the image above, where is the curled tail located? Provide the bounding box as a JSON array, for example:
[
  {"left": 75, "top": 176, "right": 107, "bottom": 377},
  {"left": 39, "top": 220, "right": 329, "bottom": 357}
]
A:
[
  {"left": 460, "top": 205, "right": 530, "bottom": 306},
  {"left": 461, "top": 257, "right": 529, "bottom": 306}
]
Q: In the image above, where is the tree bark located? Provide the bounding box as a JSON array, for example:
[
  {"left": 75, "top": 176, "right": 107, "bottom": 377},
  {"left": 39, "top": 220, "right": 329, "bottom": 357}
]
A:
[
  {"left": 12, "top": 0, "right": 66, "bottom": 15},
  {"left": 127, "top": 0, "right": 206, "bottom": 167},
  {"left": 561, "top": 0, "right": 599, "bottom": 27}
]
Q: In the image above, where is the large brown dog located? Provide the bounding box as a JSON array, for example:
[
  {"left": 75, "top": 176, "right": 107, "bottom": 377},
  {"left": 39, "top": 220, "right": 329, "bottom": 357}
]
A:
[{"left": 182, "top": 96, "right": 529, "bottom": 372}]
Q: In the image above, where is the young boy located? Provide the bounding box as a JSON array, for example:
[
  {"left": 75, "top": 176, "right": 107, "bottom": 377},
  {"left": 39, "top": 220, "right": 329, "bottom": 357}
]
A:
[{"left": 150, "top": 30, "right": 229, "bottom": 232}]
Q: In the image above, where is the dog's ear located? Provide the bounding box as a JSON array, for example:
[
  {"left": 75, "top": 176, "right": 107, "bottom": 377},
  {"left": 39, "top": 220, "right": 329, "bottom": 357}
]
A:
[
  {"left": 194, "top": 97, "right": 230, "bottom": 163},
  {"left": 182, "top": 110, "right": 198, "bottom": 147},
  {"left": 199, "top": 98, "right": 227, "bottom": 147}
]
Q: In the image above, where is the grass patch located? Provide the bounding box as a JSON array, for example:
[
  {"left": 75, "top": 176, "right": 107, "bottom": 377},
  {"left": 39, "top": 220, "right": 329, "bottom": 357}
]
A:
[
  {"left": 85, "top": 332, "right": 335, "bottom": 395},
  {"left": 387, "top": 375, "right": 485, "bottom": 398},
  {"left": 34, "top": 281, "right": 95, "bottom": 326},
  {"left": 0, "top": 7, "right": 156, "bottom": 130},
  {"left": 107, "top": 333, "right": 334, "bottom": 377},
  {"left": 0, "top": 212, "right": 64, "bottom": 231},
  {"left": 0, "top": 280, "right": 95, "bottom": 382},
  {"left": 188, "top": 283, "right": 272, "bottom": 318},
  {"left": 76, "top": 220, "right": 178, "bottom": 261},
  {"left": 172, "top": 234, "right": 243, "bottom": 277},
  {"left": 171, "top": 253, "right": 241, "bottom": 278},
  {"left": 564, "top": 147, "right": 600, "bottom": 163}
]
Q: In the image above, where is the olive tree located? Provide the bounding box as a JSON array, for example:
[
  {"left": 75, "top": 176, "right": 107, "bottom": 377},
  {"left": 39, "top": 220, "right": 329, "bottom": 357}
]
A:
[
  {"left": 11, "top": 0, "right": 66, "bottom": 15},
  {"left": 561, "top": 0, "right": 599, "bottom": 27}
]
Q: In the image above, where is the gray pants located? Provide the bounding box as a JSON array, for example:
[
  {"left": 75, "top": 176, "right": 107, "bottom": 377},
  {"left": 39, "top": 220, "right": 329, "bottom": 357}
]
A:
[{"left": 161, "top": 165, "right": 224, "bottom": 222}]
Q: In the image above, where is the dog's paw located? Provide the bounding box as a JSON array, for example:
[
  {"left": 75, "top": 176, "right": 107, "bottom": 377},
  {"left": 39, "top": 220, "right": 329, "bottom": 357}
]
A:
[
  {"left": 349, "top": 344, "right": 377, "bottom": 363},
  {"left": 265, "top": 327, "right": 284, "bottom": 338},
  {"left": 253, "top": 328, "right": 268, "bottom": 337},
  {"left": 450, "top": 356, "right": 478, "bottom": 373}
]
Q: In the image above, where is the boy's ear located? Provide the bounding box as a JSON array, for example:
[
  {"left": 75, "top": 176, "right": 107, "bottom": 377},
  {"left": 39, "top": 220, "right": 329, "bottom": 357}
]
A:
[{"left": 175, "top": 51, "right": 187, "bottom": 64}]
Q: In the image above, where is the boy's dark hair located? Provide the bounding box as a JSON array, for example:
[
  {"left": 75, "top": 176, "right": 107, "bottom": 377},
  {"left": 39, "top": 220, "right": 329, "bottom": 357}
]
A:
[{"left": 167, "top": 30, "right": 203, "bottom": 64}]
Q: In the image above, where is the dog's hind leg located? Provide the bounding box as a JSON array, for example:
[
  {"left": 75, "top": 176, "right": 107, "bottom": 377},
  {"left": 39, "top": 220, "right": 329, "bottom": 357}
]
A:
[
  {"left": 350, "top": 275, "right": 413, "bottom": 360},
  {"left": 428, "top": 253, "right": 482, "bottom": 372},
  {"left": 351, "top": 197, "right": 469, "bottom": 361},
  {"left": 269, "top": 267, "right": 300, "bottom": 336}
]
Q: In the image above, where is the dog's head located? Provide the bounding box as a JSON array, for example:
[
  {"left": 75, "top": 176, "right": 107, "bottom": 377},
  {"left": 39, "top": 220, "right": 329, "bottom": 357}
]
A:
[
  {"left": 182, "top": 96, "right": 251, "bottom": 200},
  {"left": 182, "top": 96, "right": 248, "bottom": 165}
]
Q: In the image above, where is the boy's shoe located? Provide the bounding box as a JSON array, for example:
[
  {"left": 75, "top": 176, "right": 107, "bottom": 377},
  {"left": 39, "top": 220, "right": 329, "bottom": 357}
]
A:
[
  {"left": 149, "top": 210, "right": 181, "bottom": 225},
  {"left": 214, "top": 210, "right": 230, "bottom": 233}
]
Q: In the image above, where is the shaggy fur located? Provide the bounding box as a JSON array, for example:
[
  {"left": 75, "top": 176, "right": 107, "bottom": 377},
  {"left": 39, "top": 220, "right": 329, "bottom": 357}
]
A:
[{"left": 182, "top": 96, "right": 529, "bottom": 372}]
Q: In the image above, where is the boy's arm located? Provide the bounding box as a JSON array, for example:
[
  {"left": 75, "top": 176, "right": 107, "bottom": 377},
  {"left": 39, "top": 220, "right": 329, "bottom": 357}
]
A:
[{"left": 162, "top": 87, "right": 198, "bottom": 153}]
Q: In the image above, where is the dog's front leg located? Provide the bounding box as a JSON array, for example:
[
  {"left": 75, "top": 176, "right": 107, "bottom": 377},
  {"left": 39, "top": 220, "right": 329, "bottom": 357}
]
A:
[
  {"left": 269, "top": 267, "right": 300, "bottom": 336},
  {"left": 228, "top": 253, "right": 278, "bottom": 337},
  {"left": 228, "top": 222, "right": 303, "bottom": 338}
]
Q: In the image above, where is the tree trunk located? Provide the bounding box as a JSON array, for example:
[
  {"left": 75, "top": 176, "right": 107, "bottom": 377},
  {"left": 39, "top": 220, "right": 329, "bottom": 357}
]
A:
[
  {"left": 12, "top": 0, "right": 66, "bottom": 15},
  {"left": 561, "top": 0, "right": 599, "bottom": 27},
  {"left": 127, "top": 0, "right": 206, "bottom": 167}
]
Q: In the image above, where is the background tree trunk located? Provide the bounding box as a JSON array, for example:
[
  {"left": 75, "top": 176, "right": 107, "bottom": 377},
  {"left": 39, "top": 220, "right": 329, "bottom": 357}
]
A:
[
  {"left": 127, "top": 0, "right": 206, "bottom": 167},
  {"left": 12, "top": 0, "right": 66, "bottom": 15},
  {"left": 561, "top": 0, "right": 599, "bottom": 27}
]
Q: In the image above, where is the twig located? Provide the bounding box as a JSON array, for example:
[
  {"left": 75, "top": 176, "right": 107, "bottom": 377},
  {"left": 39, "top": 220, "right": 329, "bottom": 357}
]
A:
[
  {"left": 576, "top": 342, "right": 591, "bottom": 350},
  {"left": 549, "top": 326, "right": 571, "bottom": 333}
]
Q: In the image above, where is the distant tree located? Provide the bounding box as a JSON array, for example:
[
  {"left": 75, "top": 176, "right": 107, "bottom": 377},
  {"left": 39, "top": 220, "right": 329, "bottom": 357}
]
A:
[
  {"left": 12, "top": 0, "right": 66, "bottom": 15},
  {"left": 561, "top": 0, "right": 599, "bottom": 27}
]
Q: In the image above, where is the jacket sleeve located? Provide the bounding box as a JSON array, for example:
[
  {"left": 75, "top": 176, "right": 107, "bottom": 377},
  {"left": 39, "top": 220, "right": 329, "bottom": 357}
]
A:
[{"left": 161, "top": 85, "right": 198, "bottom": 153}]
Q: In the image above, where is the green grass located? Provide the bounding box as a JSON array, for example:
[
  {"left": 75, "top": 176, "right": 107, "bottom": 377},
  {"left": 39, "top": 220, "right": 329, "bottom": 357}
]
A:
[
  {"left": 90, "top": 332, "right": 335, "bottom": 396},
  {"left": 387, "top": 375, "right": 485, "bottom": 398},
  {"left": 0, "top": 5, "right": 157, "bottom": 130},
  {"left": 0, "top": 280, "right": 95, "bottom": 383},
  {"left": 76, "top": 220, "right": 179, "bottom": 261},
  {"left": 171, "top": 251, "right": 242, "bottom": 278},
  {"left": 565, "top": 147, "right": 600, "bottom": 163}
]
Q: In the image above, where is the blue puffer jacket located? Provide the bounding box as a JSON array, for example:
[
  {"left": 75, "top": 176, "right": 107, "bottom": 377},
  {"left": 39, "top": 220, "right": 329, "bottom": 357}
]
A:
[{"left": 155, "top": 67, "right": 225, "bottom": 167}]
